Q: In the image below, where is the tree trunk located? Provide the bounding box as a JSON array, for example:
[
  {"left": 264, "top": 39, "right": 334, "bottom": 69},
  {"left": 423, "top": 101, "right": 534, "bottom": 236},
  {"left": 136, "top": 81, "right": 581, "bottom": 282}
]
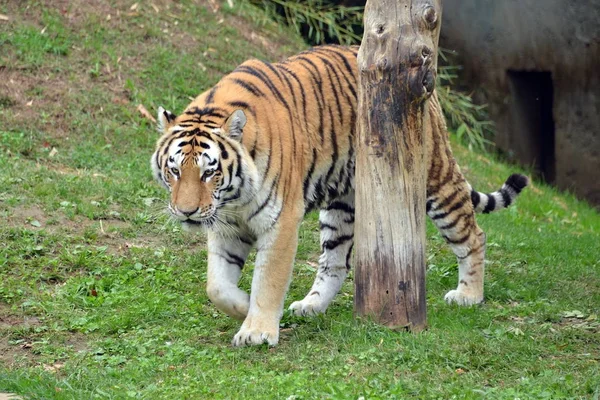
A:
[{"left": 354, "top": 0, "right": 442, "bottom": 331}]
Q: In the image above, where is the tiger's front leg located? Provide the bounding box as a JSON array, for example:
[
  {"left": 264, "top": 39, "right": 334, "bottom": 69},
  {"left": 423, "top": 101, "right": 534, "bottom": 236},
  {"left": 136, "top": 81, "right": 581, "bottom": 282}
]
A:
[
  {"left": 232, "top": 210, "right": 302, "bottom": 347},
  {"left": 206, "top": 232, "right": 254, "bottom": 320}
]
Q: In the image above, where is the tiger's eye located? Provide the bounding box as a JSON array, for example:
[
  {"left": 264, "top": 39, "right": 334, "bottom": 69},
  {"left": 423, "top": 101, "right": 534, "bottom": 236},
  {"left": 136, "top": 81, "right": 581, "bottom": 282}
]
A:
[{"left": 202, "top": 170, "right": 214, "bottom": 180}]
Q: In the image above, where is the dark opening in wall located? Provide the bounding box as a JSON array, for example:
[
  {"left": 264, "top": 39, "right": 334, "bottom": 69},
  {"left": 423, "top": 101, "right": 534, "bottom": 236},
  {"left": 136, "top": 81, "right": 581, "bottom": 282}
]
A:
[{"left": 507, "top": 70, "right": 556, "bottom": 183}]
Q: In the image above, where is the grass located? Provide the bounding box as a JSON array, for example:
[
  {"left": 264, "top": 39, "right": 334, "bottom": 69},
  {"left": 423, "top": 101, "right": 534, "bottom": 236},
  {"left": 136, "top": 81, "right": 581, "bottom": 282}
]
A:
[{"left": 0, "top": 1, "right": 599, "bottom": 399}]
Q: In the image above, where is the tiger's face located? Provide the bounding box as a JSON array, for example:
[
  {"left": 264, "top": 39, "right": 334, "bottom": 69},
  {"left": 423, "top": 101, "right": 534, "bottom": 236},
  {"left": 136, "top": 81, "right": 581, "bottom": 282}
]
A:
[{"left": 151, "top": 107, "right": 249, "bottom": 230}]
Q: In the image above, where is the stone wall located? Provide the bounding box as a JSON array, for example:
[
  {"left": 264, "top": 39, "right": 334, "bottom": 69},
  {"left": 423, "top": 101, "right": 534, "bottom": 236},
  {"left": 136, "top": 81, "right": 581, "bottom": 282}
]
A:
[{"left": 440, "top": 0, "right": 600, "bottom": 206}]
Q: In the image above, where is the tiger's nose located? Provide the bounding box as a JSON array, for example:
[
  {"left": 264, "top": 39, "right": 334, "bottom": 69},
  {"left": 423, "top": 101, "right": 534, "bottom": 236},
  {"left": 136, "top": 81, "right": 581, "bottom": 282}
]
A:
[{"left": 180, "top": 207, "right": 199, "bottom": 217}]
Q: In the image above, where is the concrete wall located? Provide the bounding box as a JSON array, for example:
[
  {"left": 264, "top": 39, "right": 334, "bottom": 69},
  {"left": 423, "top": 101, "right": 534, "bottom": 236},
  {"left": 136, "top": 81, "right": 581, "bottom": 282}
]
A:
[{"left": 440, "top": 0, "right": 600, "bottom": 205}]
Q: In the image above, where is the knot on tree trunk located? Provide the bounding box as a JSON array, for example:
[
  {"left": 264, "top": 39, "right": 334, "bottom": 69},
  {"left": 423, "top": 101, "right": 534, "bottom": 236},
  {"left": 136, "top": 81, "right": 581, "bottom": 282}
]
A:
[{"left": 354, "top": 0, "right": 443, "bottom": 331}]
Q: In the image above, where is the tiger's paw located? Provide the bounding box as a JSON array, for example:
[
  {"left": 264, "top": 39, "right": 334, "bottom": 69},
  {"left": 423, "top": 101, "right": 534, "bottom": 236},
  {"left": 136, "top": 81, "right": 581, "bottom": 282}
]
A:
[
  {"left": 232, "top": 319, "right": 279, "bottom": 347},
  {"left": 288, "top": 299, "right": 326, "bottom": 317},
  {"left": 444, "top": 289, "right": 483, "bottom": 306}
]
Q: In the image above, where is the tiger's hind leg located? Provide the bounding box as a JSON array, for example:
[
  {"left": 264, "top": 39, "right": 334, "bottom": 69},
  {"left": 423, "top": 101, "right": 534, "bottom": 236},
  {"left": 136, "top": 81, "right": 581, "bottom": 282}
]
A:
[
  {"left": 289, "top": 194, "right": 355, "bottom": 316},
  {"left": 427, "top": 176, "right": 487, "bottom": 306}
]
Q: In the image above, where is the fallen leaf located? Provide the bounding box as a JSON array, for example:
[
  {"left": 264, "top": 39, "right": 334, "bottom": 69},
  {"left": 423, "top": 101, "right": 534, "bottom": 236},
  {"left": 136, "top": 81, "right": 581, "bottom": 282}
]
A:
[
  {"left": 43, "top": 363, "right": 64, "bottom": 373},
  {"left": 208, "top": 0, "right": 220, "bottom": 13},
  {"left": 30, "top": 220, "right": 41, "bottom": 228},
  {"left": 562, "top": 310, "right": 586, "bottom": 319},
  {"left": 130, "top": 2, "right": 139, "bottom": 11},
  {"left": 151, "top": 3, "right": 159, "bottom": 13},
  {"left": 0, "top": 14, "right": 9, "bottom": 21},
  {"left": 49, "top": 147, "right": 58, "bottom": 157},
  {"left": 26, "top": 100, "right": 33, "bottom": 106},
  {"left": 137, "top": 104, "right": 156, "bottom": 123}
]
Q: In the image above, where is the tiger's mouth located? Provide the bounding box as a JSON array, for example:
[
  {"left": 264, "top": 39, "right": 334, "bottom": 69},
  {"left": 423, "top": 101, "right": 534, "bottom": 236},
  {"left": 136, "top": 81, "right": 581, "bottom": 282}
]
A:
[{"left": 183, "top": 216, "right": 216, "bottom": 228}]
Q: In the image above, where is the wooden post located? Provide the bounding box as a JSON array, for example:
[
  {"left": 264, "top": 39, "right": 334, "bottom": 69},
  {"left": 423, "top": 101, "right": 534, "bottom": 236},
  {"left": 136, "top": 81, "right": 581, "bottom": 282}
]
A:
[{"left": 354, "top": 0, "right": 442, "bottom": 331}]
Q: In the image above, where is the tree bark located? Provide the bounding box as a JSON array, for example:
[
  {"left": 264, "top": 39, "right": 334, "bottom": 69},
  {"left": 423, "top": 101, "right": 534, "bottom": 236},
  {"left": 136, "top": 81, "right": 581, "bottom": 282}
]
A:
[{"left": 354, "top": 0, "right": 442, "bottom": 331}]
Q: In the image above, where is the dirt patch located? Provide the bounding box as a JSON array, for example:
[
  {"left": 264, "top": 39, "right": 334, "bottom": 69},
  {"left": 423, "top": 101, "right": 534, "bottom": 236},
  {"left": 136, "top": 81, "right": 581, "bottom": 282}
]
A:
[
  {"left": 5, "top": 204, "right": 82, "bottom": 232},
  {"left": 2, "top": 203, "right": 172, "bottom": 256},
  {"left": 0, "top": 303, "right": 42, "bottom": 331},
  {"left": 0, "top": 303, "right": 43, "bottom": 367},
  {"left": 0, "top": 67, "right": 72, "bottom": 138},
  {"left": 0, "top": 302, "right": 89, "bottom": 368}
]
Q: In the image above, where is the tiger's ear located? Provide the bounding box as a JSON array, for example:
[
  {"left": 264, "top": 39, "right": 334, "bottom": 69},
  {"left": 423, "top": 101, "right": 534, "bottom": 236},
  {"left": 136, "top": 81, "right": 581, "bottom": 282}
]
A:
[
  {"left": 223, "top": 109, "right": 246, "bottom": 141},
  {"left": 157, "top": 106, "right": 177, "bottom": 132}
]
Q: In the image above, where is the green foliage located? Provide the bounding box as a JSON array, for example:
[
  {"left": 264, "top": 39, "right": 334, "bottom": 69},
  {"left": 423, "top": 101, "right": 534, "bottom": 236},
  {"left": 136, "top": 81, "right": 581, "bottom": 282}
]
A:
[
  {"left": 245, "top": 0, "right": 363, "bottom": 45},
  {"left": 242, "top": 0, "right": 495, "bottom": 151},
  {"left": 0, "top": 13, "right": 70, "bottom": 68},
  {"left": 437, "top": 62, "right": 495, "bottom": 152}
]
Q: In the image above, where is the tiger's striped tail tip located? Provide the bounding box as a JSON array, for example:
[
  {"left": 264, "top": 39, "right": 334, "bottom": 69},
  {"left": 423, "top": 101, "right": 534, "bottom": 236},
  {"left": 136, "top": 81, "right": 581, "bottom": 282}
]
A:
[
  {"left": 472, "top": 173, "right": 529, "bottom": 214},
  {"left": 505, "top": 173, "right": 529, "bottom": 194}
]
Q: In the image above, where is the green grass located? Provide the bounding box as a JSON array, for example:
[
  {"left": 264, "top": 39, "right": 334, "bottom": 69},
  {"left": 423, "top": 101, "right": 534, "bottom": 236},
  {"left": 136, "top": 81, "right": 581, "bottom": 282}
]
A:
[{"left": 1, "top": 1, "right": 599, "bottom": 399}]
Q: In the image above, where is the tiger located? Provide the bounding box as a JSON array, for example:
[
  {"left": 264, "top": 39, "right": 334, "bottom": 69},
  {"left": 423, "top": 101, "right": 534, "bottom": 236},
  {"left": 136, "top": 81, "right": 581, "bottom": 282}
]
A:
[{"left": 151, "top": 45, "right": 528, "bottom": 347}]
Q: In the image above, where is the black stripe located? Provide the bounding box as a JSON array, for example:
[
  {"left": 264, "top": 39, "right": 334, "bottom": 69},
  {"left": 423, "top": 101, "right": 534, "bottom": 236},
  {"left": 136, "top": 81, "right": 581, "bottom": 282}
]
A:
[
  {"left": 314, "top": 52, "right": 355, "bottom": 119},
  {"left": 231, "top": 78, "right": 264, "bottom": 97},
  {"left": 327, "top": 201, "right": 355, "bottom": 214},
  {"left": 239, "top": 236, "right": 254, "bottom": 246},
  {"left": 500, "top": 189, "right": 512, "bottom": 208},
  {"left": 227, "top": 101, "right": 255, "bottom": 117},
  {"left": 296, "top": 56, "right": 326, "bottom": 144},
  {"left": 315, "top": 55, "right": 345, "bottom": 127},
  {"left": 426, "top": 199, "right": 435, "bottom": 213},
  {"left": 216, "top": 251, "right": 245, "bottom": 268},
  {"left": 218, "top": 141, "right": 229, "bottom": 160},
  {"left": 443, "top": 233, "right": 470, "bottom": 245},
  {"left": 319, "top": 222, "right": 338, "bottom": 231},
  {"left": 323, "top": 107, "right": 339, "bottom": 185},
  {"left": 313, "top": 47, "right": 358, "bottom": 99},
  {"left": 266, "top": 203, "right": 284, "bottom": 230},
  {"left": 303, "top": 149, "right": 318, "bottom": 203},
  {"left": 435, "top": 189, "right": 461, "bottom": 211},
  {"left": 205, "top": 86, "right": 218, "bottom": 104},
  {"left": 185, "top": 106, "right": 227, "bottom": 119},
  {"left": 345, "top": 243, "right": 354, "bottom": 271},
  {"left": 471, "top": 190, "right": 481, "bottom": 209},
  {"left": 248, "top": 175, "right": 279, "bottom": 220},
  {"left": 322, "top": 234, "right": 354, "bottom": 250},
  {"left": 437, "top": 212, "right": 469, "bottom": 231},
  {"left": 236, "top": 65, "right": 291, "bottom": 109},
  {"left": 482, "top": 195, "right": 496, "bottom": 214},
  {"left": 279, "top": 66, "right": 308, "bottom": 133},
  {"left": 431, "top": 193, "right": 470, "bottom": 220}
]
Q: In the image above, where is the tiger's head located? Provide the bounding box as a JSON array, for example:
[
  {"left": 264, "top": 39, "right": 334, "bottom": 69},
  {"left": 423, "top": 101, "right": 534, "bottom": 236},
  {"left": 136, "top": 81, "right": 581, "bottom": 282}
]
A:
[{"left": 151, "top": 106, "right": 257, "bottom": 232}]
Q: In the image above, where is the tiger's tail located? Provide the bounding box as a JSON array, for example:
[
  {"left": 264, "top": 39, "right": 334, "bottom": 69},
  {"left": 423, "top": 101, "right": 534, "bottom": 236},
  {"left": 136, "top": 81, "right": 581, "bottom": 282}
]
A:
[{"left": 470, "top": 174, "right": 529, "bottom": 214}]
